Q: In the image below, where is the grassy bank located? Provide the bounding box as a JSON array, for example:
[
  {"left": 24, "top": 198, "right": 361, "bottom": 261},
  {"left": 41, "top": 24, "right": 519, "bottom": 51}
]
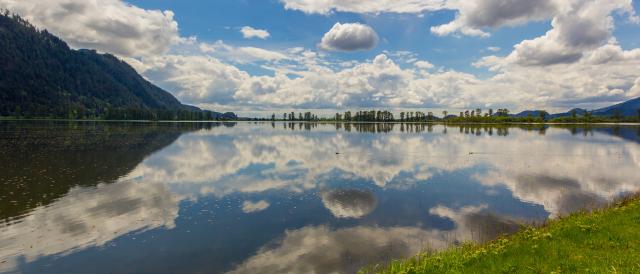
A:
[{"left": 367, "top": 195, "right": 640, "bottom": 274}]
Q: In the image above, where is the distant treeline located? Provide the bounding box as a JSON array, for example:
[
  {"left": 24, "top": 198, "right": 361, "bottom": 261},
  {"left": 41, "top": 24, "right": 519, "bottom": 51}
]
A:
[
  {"left": 2, "top": 107, "right": 238, "bottom": 121},
  {"left": 259, "top": 108, "right": 640, "bottom": 123}
]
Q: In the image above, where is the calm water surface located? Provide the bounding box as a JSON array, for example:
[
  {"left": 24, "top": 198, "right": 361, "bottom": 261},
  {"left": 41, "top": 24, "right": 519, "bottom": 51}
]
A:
[{"left": 1, "top": 121, "right": 639, "bottom": 273}]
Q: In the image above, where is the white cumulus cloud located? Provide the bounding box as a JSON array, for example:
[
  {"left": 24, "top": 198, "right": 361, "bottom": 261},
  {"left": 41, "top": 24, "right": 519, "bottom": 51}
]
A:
[
  {"left": 279, "top": 0, "right": 449, "bottom": 14},
  {"left": 0, "top": 0, "right": 181, "bottom": 57},
  {"left": 240, "top": 26, "right": 270, "bottom": 39},
  {"left": 414, "top": 60, "right": 434, "bottom": 70},
  {"left": 431, "top": 0, "right": 558, "bottom": 37},
  {"left": 199, "top": 40, "right": 288, "bottom": 64},
  {"left": 319, "top": 23, "right": 379, "bottom": 52},
  {"left": 476, "top": 0, "right": 639, "bottom": 68}
]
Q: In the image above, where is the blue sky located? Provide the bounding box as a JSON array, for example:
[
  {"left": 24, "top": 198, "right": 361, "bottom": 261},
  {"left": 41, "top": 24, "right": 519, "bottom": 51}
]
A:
[
  {"left": 129, "top": 0, "right": 639, "bottom": 71},
  {"left": 2, "top": 0, "right": 640, "bottom": 116},
  {"left": 127, "top": 0, "right": 548, "bottom": 74}
]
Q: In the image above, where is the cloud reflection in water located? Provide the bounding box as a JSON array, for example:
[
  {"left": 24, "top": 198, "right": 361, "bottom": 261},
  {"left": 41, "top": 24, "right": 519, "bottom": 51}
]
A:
[
  {"left": 2, "top": 123, "right": 640, "bottom": 273},
  {"left": 229, "top": 204, "right": 521, "bottom": 274},
  {"left": 320, "top": 189, "right": 377, "bottom": 219},
  {"left": 0, "top": 180, "right": 178, "bottom": 272}
]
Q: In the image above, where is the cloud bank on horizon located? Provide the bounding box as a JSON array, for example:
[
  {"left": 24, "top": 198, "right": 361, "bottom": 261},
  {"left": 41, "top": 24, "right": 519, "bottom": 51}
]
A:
[{"left": 1, "top": 0, "right": 639, "bottom": 114}]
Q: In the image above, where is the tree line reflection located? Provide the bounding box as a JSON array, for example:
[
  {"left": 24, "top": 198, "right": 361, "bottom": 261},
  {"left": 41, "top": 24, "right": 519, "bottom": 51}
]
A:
[{"left": 257, "top": 121, "right": 640, "bottom": 139}]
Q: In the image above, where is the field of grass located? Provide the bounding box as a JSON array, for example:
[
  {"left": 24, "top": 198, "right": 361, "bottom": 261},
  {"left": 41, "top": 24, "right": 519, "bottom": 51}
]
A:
[{"left": 366, "top": 195, "right": 640, "bottom": 274}]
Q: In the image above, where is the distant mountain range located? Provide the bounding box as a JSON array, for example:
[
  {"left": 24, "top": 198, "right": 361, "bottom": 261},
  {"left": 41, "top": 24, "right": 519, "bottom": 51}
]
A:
[
  {"left": 0, "top": 13, "right": 236, "bottom": 120},
  {"left": 512, "top": 97, "right": 640, "bottom": 119}
]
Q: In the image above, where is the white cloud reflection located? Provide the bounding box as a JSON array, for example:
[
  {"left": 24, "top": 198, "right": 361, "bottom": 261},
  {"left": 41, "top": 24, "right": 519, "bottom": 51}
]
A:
[
  {"left": 320, "top": 189, "right": 377, "bottom": 218},
  {"left": 228, "top": 204, "right": 520, "bottom": 274},
  {"left": 121, "top": 124, "right": 640, "bottom": 218},
  {"left": 242, "top": 200, "right": 270, "bottom": 213},
  {"left": 0, "top": 180, "right": 179, "bottom": 272},
  {"left": 2, "top": 124, "right": 639, "bottom": 273}
]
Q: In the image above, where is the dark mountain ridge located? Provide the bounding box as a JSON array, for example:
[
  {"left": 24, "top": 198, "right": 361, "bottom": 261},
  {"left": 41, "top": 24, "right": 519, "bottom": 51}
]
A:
[
  {"left": 0, "top": 12, "right": 236, "bottom": 120},
  {"left": 592, "top": 97, "right": 640, "bottom": 117},
  {"left": 513, "top": 98, "right": 640, "bottom": 119}
]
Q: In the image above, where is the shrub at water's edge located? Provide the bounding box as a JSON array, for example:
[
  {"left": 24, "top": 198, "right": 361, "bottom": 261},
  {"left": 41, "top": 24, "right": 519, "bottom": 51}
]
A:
[{"left": 365, "top": 194, "right": 640, "bottom": 274}]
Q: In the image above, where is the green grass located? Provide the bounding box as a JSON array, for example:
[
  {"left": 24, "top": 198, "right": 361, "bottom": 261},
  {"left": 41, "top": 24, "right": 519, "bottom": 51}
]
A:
[{"left": 366, "top": 195, "right": 640, "bottom": 274}]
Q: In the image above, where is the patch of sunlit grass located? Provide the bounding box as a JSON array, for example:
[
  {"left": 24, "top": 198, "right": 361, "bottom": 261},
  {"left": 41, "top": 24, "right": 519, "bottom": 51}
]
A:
[{"left": 363, "top": 194, "right": 640, "bottom": 274}]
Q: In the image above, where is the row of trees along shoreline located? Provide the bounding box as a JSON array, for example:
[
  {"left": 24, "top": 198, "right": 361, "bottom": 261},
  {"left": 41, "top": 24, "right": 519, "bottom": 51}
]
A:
[{"left": 264, "top": 108, "right": 640, "bottom": 123}]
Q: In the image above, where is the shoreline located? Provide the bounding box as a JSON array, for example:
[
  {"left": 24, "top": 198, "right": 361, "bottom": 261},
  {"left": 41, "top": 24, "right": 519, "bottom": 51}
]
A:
[
  {"left": 367, "top": 194, "right": 640, "bottom": 273},
  {"left": 2, "top": 118, "right": 640, "bottom": 126}
]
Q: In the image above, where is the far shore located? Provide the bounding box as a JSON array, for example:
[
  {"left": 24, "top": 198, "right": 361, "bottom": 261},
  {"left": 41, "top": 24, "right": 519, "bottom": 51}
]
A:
[{"left": 2, "top": 117, "right": 640, "bottom": 126}]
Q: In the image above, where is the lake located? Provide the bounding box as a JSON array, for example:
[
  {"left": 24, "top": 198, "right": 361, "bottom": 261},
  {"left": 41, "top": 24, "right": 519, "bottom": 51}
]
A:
[{"left": 1, "top": 121, "right": 639, "bottom": 274}]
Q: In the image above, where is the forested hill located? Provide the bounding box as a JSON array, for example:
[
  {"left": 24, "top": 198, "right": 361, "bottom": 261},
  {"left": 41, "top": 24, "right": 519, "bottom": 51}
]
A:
[{"left": 0, "top": 12, "right": 236, "bottom": 120}]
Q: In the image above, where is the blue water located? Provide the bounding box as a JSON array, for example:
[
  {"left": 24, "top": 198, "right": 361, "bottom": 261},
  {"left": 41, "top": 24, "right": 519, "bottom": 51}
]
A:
[{"left": 1, "top": 121, "right": 639, "bottom": 273}]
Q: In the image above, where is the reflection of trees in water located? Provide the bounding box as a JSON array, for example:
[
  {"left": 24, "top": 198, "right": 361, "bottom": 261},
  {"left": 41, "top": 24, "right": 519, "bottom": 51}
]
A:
[
  {"left": 283, "top": 122, "right": 321, "bottom": 131},
  {"left": 330, "top": 122, "right": 395, "bottom": 133},
  {"left": 352, "top": 123, "right": 396, "bottom": 133},
  {"left": 399, "top": 123, "right": 433, "bottom": 133},
  {"left": 282, "top": 122, "right": 396, "bottom": 133},
  {"left": 447, "top": 124, "right": 554, "bottom": 137},
  {"left": 455, "top": 125, "right": 511, "bottom": 136},
  {"left": 555, "top": 125, "right": 640, "bottom": 144},
  {"left": 278, "top": 122, "right": 554, "bottom": 135},
  {"left": 0, "top": 121, "right": 220, "bottom": 221},
  {"left": 612, "top": 126, "right": 620, "bottom": 136},
  {"left": 222, "top": 122, "right": 238, "bottom": 128},
  {"left": 552, "top": 124, "right": 639, "bottom": 139},
  {"left": 266, "top": 122, "right": 640, "bottom": 142}
]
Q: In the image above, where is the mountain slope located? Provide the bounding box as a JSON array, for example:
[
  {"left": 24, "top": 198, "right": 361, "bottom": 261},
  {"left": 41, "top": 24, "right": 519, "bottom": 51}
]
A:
[
  {"left": 593, "top": 97, "right": 640, "bottom": 117},
  {"left": 524, "top": 96, "right": 640, "bottom": 119},
  {"left": 0, "top": 12, "right": 235, "bottom": 120},
  {"left": 512, "top": 110, "right": 550, "bottom": 118},
  {"left": 548, "top": 108, "right": 588, "bottom": 119}
]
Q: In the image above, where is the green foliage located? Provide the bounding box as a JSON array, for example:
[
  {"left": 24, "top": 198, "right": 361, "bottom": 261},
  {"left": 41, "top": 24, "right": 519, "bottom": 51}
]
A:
[
  {"left": 367, "top": 195, "right": 640, "bottom": 274},
  {"left": 549, "top": 115, "right": 639, "bottom": 123},
  {"left": 445, "top": 115, "right": 545, "bottom": 124},
  {"left": 349, "top": 110, "right": 396, "bottom": 122},
  {"left": 274, "top": 110, "right": 396, "bottom": 122},
  {"left": 0, "top": 13, "right": 235, "bottom": 121},
  {"left": 266, "top": 108, "right": 640, "bottom": 123}
]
